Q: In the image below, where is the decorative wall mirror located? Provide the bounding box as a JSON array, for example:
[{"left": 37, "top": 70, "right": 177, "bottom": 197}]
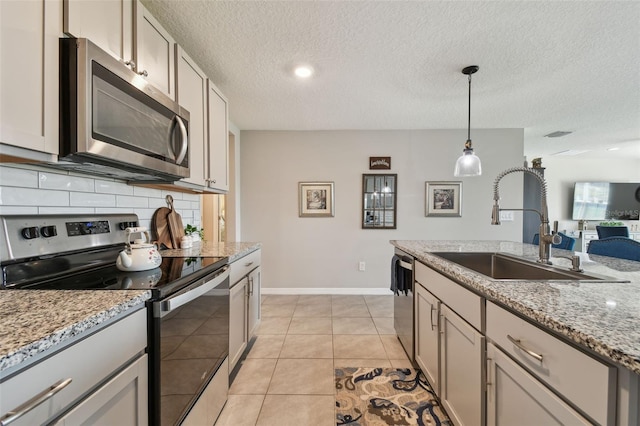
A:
[{"left": 362, "top": 174, "right": 397, "bottom": 229}]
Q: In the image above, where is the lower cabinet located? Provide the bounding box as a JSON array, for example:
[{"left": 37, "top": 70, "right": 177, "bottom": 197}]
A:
[
  {"left": 229, "top": 276, "right": 249, "bottom": 369},
  {"left": 414, "top": 282, "right": 440, "bottom": 394},
  {"left": 440, "top": 304, "right": 484, "bottom": 426},
  {"left": 228, "top": 249, "right": 262, "bottom": 372},
  {"left": 486, "top": 342, "right": 590, "bottom": 425},
  {"left": 414, "top": 262, "right": 484, "bottom": 426},
  {"left": 0, "top": 308, "right": 148, "bottom": 426}
]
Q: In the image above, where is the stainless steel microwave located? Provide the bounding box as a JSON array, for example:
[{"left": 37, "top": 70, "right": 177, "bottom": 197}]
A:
[{"left": 59, "top": 38, "right": 190, "bottom": 182}]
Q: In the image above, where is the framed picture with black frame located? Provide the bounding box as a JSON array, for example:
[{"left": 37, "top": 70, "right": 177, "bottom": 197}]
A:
[{"left": 425, "top": 181, "right": 462, "bottom": 217}]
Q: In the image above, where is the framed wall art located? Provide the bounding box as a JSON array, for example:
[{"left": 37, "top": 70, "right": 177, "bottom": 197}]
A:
[
  {"left": 425, "top": 181, "right": 462, "bottom": 217},
  {"left": 299, "top": 182, "right": 335, "bottom": 217}
]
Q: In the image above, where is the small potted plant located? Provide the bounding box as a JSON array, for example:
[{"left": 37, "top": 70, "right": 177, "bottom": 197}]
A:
[{"left": 184, "top": 224, "right": 204, "bottom": 243}]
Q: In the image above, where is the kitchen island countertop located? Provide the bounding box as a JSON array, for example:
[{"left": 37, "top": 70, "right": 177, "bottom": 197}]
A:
[
  {"left": 391, "top": 240, "right": 640, "bottom": 375},
  {"left": 0, "top": 290, "right": 150, "bottom": 374}
]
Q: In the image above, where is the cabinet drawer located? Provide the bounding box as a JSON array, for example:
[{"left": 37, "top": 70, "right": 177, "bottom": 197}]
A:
[
  {"left": 230, "top": 249, "right": 261, "bottom": 285},
  {"left": 415, "top": 261, "right": 482, "bottom": 331},
  {"left": 486, "top": 302, "right": 615, "bottom": 425},
  {"left": 0, "top": 308, "right": 147, "bottom": 425}
]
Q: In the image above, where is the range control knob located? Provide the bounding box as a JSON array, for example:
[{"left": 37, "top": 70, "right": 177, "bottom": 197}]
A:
[
  {"left": 40, "top": 225, "right": 57, "bottom": 238},
  {"left": 119, "top": 221, "right": 138, "bottom": 230},
  {"left": 21, "top": 226, "right": 40, "bottom": 239}
]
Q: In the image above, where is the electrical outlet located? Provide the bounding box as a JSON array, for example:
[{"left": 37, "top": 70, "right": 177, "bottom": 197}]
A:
[
  {"left": 499, "top": 211, "right": 515, "bottom": 221},
  {"left": 358, "top": 261, "right": 366, "bottom": 271}
]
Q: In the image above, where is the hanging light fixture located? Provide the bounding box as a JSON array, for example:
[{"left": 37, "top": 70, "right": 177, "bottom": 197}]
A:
[{"left": 454, "top": 65, "right": 482, "bottom": 177}]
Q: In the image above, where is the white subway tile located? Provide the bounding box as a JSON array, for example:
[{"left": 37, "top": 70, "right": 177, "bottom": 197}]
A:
[
  {"left": 95, "top": 207, "right": 136, "bottom": 214},
  {"left": 133, "top": 186, "right": 161, "bottom": 198},
  {"left": 190, "top": 201, "right": 201, "bottom": 210},
  {"left": 162, "top": 190, "right": 183, "bottom": 200},
  {"left": 0, "top": 187, "right": 69, "bottom": 206},
  {"left": 174, "top": 199, "right": 191, "bottom": 210},
  {"left": 39, "top": 207, "right": 95, "bottom": 215},
  {"left": 116, "top": 195, "right": 148, "bottom": 208},
  {"left": 69, "top": 192, "right": 115, "bottom": 207},
  {"left": 183, "top": 193, "right": 200, "bottom": 202},
  {"left": 96, "top": 179, "right": 134, "bottom": 195},
  {"left": 0, "top": 166, "right": 38, "bottom": 188},
  {"left": 0, "top": 206, "right": 38, "bottom": 215},
  {"left": 148, "top": 198, "right": 169, "bottom": 209},
  {"left": 39, "top": 171, "right": 95, "bottom": 192},
  {"left": 133, "top": 208, "right": 156, "bottom": 220}
]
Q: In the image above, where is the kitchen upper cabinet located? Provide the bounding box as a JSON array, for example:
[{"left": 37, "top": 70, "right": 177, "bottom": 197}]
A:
[
  {"left": 176, "top": 46, "right": 208, "bottom": 188},
  {"left": 134, "top": 1, "right": 176, "bottom": 100},
  {"left": 0, "top": 0, "right": 60, "bottom": 159},
  {"left": 63, "top": 0, "right": 134, "bottom": 65},
  {"left": 207, "top": 82, "right": 229, "bottom": 193},
  {"left": 63, "top": 0, "right": 174, "bottom": 100}
]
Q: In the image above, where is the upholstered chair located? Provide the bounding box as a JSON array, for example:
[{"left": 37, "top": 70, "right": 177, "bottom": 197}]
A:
[
  {"left": 595, "top": 226, "right": 630, "bottom": 239},
  {"left": 587, "top": 236, "right": 640, "bottom": 261},
  {"left": 532, "top": 232, "right": 576, "bottom": 251}
]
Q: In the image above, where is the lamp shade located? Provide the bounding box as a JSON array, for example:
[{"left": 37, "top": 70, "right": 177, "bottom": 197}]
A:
[{"left": 454, "top": 149, "right": 482, "bottom": 176}]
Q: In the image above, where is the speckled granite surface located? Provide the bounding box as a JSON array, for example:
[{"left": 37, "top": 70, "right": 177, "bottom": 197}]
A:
[
  {"left": 160, "top": 241, "right": 261, "bottom": 262},
  {"left": 0, "top": 290, "right": 150, "bottom": 374},
  {"left": 391, "top": 240, "right": 640, "bottom": 375}
]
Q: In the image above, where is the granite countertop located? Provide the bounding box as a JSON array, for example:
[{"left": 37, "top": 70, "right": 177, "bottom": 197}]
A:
[
  {"left": 160, "top": 241, "right": 261, "bottom": 262},
  {"left": 391, "top": 240, "right": 640, "bottom": 375},
  {"left": 0, "top": 290, "right": 150, "bottom": 374}
]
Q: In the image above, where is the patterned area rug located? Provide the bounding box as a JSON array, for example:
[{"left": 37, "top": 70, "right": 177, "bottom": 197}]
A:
[{"left": 335, "top": 367, "right": 451, "bottom": 426}]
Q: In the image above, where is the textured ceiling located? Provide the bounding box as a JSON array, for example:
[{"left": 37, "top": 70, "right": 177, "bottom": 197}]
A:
[{"left": 142, "top": 1, "right": 640, "bottom": 160}]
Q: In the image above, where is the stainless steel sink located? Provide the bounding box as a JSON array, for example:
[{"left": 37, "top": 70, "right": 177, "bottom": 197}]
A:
[{"left": 431, "top": 252, "right": 625, "bottom": 281}]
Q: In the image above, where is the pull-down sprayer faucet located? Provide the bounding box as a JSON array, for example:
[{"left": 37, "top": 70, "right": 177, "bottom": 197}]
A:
[{"left": 491, "top": 166, "right": 561, "bottom": 265}]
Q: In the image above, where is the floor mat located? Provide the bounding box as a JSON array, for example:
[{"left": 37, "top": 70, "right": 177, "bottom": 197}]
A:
[{"left": 335, "top": 367, "right": 451, "bottom": 426}]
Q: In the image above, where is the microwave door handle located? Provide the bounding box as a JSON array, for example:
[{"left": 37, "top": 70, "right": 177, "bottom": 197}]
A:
[{"left": 172, "top": 115, "right": 188, "bottom": 165}]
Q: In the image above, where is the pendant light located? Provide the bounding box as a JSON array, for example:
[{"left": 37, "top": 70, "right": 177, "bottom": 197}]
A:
[{"left": 454, "top": 65, "right": 482, "bottom": 177}]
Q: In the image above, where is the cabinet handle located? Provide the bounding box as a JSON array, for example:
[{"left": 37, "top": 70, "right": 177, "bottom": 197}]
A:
[
  {"left": 138, "top": 69, "right": 149, "bottom": 77},
  {"left": 507, "top": 335, "right": 544, "bottom": 362},
  {"left": 0, "top": 378, "right": 72, "bottom": 425},
  {"left": 124, "top": 59, "right": 136, "bottom": 70},
  {"left": 439, "top": 313, "right": 444, "bottom": 334},
  {"left": 244, "top": 261, "right": 254, "bottom": 267},
  {"left": 248, "top": 277, "right": 254, "bottom": 296},
  {"left": 430, "top": 304, "right": 437, "bottom": 331}
]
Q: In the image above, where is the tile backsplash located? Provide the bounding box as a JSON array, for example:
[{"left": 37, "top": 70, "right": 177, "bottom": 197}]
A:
[{"left": 0, "top": 164, "right": 201, "bottom": 232}]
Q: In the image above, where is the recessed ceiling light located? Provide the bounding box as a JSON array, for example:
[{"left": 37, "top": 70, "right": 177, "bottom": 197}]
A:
[
  {"left": 607, "top": 147, "right": 620, "bottom": 151},
  {"left": 544, "top": 131, "right": 573, "bottom": 138},
  {"left": 294, "top": 65, "right": 313, "bottom": 78}
]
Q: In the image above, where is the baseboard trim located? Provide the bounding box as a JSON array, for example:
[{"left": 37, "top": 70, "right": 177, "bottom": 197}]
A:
[{"left": 261, "top": 287, "right": 392, "bottom": 295}]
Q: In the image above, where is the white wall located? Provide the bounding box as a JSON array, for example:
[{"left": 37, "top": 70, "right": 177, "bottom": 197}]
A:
[
  {"left": 542, "top": 156, "right": 640, "bottom": 232},
  {"left": 240, "top": 129, "right": 524, "bottom": 292}
]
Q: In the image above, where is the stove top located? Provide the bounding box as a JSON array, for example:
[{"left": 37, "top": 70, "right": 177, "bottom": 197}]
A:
[{"left": 0, "top": 213, "right": 228, "bottom": 298}]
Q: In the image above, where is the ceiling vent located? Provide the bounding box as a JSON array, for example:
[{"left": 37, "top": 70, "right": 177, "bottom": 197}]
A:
[{"left": 544, "top": 131, "right": 573, "bottom": 138}]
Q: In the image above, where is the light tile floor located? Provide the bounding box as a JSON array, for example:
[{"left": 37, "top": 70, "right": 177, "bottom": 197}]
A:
[{"left": 215, "top": 294, "right": 409, "bottom": 426}]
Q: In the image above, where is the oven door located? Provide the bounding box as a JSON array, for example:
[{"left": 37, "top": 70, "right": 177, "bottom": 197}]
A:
[{"left": 148, "top": 265, "right": 229, "bottom": 426}]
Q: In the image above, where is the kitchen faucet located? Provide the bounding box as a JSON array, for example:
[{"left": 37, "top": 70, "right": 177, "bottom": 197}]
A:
[{"left": 491, "top": 166, "right": 561, "bottom": 265}]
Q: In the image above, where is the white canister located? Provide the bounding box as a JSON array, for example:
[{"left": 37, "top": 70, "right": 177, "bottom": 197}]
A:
[{"left": 180, "top": 235, "right": 193, "bottom": 248}]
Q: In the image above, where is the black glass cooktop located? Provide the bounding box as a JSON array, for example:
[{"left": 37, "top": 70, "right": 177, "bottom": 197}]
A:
[{"left": 14, "top": 256, "right": 228, "bottom": 298}]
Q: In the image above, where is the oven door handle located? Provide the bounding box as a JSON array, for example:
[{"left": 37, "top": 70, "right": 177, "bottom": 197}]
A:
[{"left": 157, "top": 266, "right": 229, "bottom": 315}]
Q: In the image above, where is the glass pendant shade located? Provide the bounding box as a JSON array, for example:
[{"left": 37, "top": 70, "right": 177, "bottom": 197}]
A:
[
  {"left": 455, "top": 65, "right": 482, "bottom": 177},
  {"left": 454, "top": 147, "right": 482, "bottom": 176}
]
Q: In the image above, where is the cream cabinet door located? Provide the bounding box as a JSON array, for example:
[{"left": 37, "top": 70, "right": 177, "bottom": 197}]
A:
[
  {"left": 0, "top": 0, "right": 60, "bottom": 156},
  {"left": 440, "top": 304, "right": 484, "bottom": 426},
  {"left": 63, "top": 0, "right": 133, "bottom": 64},
  {"left": 414, "top": 282, "right": 440, "bottom": 394},
  {"left": 176, "top": 46, "right": 207, "bottom": 187},
  {"left": 486, "top": 342, "right": 590, "bottom": 425},
  {"left": 207, "top": 81, "right": 229, "bottom": 192},
  {"left": 229, "top": 278, "right": 248, "bottom": 371},
  {"left": 134, "top": 1, "right": 175, "bottom": 100},
  {"left": 247, "top": 266, "right": 261, "bottom": 338}
]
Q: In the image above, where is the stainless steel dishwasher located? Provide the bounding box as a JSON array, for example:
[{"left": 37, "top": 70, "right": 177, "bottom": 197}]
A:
[{"left": 392, "top": 248, "right": 414, "bottom": 361}]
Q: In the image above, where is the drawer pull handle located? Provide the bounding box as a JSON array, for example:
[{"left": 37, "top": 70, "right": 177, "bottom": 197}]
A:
[
  {"left": 0, "top": 378, "right": 72, "bottom": 425},
  {"left": 244, "top": 261, "right": 254, "bottom": 267},
  {"left": 430, "top": 304, "right": 437, "bottom": 331},
  {"left": 507, "top": 335, "right": 544, "bottom": 363}
]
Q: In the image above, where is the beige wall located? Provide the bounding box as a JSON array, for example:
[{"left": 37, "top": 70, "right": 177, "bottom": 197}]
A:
[
  {"left": 239, "top": 129, "right": 525, "bottom": 293},
  {"left": 542, "top": 156, "right": 640, "bottom": 233}
]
